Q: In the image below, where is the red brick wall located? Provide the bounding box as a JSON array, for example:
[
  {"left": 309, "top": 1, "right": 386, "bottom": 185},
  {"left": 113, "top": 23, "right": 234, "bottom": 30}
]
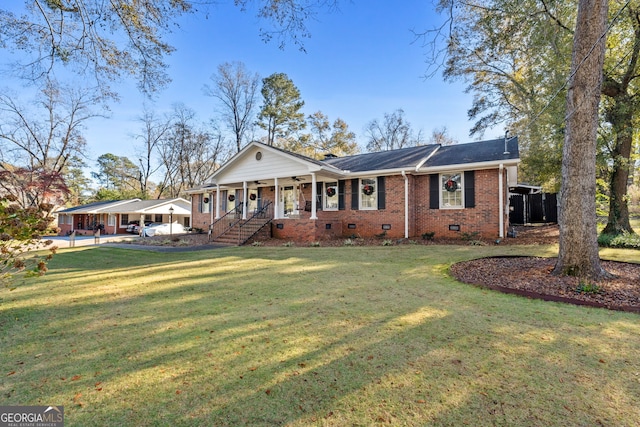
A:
[
  {"left": 195, "top": 170, "right": 509, "bottom": 241},
  {"left": 413, "top": 169, "right": 507, "bottom": 239},
  {"left": 271, "top": 219, "right": 342, "bottom": 242},
  {"left": 190, "top": 193, "right": 214, "bottom": 232}
]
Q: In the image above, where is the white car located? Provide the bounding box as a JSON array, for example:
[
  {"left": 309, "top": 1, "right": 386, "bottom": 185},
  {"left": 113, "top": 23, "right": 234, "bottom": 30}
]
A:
[{"left": 142, "top": 223, "right": 185, "bottom": 237}]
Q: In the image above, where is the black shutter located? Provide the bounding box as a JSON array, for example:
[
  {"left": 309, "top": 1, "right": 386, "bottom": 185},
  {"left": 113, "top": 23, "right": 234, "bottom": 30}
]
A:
[
  {"left": 351, "top": 178, "right": 359, "bottom": 210},
  {"left": 464, "top": 171, "right": 475, "bottom": 208},
  {"left": 338, "top": 180, "right": 345, "bottom": 210},
  {"left": 429, "top": 174, "right": 439, "bottom": 209},
  {"left": 377, "top": 176, "right": 386, "bottom": 210},
  {"left": 316, "top": 182, "right": 323, "bottom": 210}
]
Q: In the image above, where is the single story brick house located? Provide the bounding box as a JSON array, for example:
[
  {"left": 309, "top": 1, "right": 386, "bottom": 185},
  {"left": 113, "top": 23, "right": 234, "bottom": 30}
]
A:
[
  {"left": 186, "top": 138, "right": 520, "bottom": 243},
  {"left": 55, "top": 198, "right": 191, "bottom": 235}
]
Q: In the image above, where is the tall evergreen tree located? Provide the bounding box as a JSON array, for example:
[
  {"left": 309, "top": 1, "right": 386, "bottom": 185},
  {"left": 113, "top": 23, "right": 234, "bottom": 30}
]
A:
[{"left": 257, "top": 73, "right": 306, "bottom": 146}]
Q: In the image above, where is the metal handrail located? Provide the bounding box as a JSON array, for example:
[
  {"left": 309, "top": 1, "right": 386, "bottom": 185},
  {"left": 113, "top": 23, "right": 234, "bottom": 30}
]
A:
[
  {"left": 208, "top": 200, "right": 274, "bottom": 244},
  {"left": 208, "top": 205, "right": 243, "bottom": 242},
  {"left": 238, "top": 201, "right": 274, "bottom": 244}
]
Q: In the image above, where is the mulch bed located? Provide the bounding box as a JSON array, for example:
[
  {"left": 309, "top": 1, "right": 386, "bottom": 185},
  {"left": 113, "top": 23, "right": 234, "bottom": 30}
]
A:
[{"left": 450, "top": 256, "right": 640, "bottom": 313}]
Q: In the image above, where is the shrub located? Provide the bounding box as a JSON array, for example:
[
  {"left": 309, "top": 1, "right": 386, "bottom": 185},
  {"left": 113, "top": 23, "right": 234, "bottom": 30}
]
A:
[
  {"left": 576, "top": 281, "right": 602, "bottom": 294},
  {"left": 381, "top": 239, "right": 393, "bottom": 246},
  {"left": 282, "top": 241, "right": 295, "bottom": 247},
  {"left": 343, "top": 238, "right": 354, "bottom": 246},
  {"left": 251, "top": 241, "right": 263, "bottom": 246},
  {"left": 598, "top": 231, "right": 640, "bottom": 249},
  {"left": 309, "top": 241, "right": 321, "bottom": 247},
  {"left": 461, "top": 231, "right": 480, "bottom": 241},
  {"left": 421, "top": 231, "right": 435, "bottom": 241}
]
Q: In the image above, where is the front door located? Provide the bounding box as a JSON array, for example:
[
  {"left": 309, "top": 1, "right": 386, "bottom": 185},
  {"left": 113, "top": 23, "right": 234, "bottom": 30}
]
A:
[{"left": 281, "top": 185, "right": 297, "bottom": 217}]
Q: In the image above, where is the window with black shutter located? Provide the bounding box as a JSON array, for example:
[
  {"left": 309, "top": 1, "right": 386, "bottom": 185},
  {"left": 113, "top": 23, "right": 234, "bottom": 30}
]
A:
[
  {"left": 351, "top": 178, "right": 359, "bottom": 210},
  {"left": 429, "top": 174, "right": 439, "bottom": 209},
  {"left": 464, "top": 171, "right": 475, "bottom": 208},
  {"left": 377, "top": 176, "right": 386, "bottom": 210}
]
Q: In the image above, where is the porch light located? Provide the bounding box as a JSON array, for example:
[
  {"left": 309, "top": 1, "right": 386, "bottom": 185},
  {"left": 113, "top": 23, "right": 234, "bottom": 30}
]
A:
[{"left": 169, "top": 206, "right": 174, "bottom": 236}]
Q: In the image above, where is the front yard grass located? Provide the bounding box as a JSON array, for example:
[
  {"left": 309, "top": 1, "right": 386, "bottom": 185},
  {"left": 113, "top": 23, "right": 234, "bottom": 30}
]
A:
[{"left": 1, "top": 244, "right": 639, "bottom": 426}]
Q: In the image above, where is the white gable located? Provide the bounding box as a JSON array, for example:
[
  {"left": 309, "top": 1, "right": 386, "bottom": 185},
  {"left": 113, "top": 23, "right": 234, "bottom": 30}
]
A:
[{"left": 214, "top": 144, "right": 321, "bottom": 184}]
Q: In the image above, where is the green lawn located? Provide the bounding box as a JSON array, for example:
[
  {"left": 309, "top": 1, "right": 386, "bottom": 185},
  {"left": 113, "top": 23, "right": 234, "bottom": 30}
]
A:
[{"left": 1, "top": 243, "right": 639, "bottom": 426}]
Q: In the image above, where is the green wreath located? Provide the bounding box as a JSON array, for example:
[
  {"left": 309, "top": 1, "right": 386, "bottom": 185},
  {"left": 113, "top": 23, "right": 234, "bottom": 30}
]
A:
[
  {"left": 362, "top": 185, "right": 374, "bottom": 196},
  {"left": 444, "top": 179, "right": 458, "bottom": 192}
]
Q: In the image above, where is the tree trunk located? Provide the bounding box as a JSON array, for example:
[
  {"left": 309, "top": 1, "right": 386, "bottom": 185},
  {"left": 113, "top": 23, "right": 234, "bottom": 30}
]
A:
[
  {"left": 602, "top": 102, "right": 635, "bottom": 235},
  {"left": 553, "top": 0, "right": 609, "bottom": 281}
]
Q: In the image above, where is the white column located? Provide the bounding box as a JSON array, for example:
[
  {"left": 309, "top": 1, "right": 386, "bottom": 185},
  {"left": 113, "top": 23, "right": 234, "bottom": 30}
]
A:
[
  {"left": 242, "top": 181, "right": 248, "bottom": 220},
  {"left": 499, "top": 164, "right": 505, "bottom": 238},
  {"left": 215, "top": 185, "right": 221, "bottom": 219},
  {"left": 310, "top": 173, "right": 318, "bottom": 219},
  {"left": 274, "top": 177, "right": 280, "bottom": 219}
]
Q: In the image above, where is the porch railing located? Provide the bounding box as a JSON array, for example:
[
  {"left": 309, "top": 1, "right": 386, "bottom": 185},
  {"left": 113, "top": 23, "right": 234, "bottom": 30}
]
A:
[
  {"left": 238, "top": 201, "right": 274, "bottom": 244},
  {"left": 208, "top": 200, "right": 274, "bottom": 244},
  {"left": 208, "top": 205, "right": 243, "bottom": 242}
]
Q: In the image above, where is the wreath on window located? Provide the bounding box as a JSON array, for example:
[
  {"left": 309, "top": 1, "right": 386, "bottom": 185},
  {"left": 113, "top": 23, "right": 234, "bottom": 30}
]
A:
[
  {"left": 444, "top": 179, "right": 458, "bottom": 192},
  {"left": 228, "top": 194, "right": 235, "bottom": 202},
  {"left": 326, "top": 187, "right": 336, "bottom": 197},
  {"left": 203, "top": 197, "right": 209, "bottom": 204},
  {"left": 362, "top": 184, "right": 375, "bottom": 196},
  {"left": 249, "top": 193, "right": 257, "bottom": 201}
]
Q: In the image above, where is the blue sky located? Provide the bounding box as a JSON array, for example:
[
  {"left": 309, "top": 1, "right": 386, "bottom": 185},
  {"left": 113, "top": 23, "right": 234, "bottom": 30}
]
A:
[{"left": 1, "top": 1, "right": 501, "bottom": 168}]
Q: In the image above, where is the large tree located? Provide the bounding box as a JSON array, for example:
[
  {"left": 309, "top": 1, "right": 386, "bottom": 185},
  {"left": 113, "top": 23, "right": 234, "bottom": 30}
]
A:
[
  {"left": 0, "top": 79, "right": 100, "bottom": 208},
  {"left": 157, "top": 104, "right": 228, "bottom": 197},
  {"left": 553, "top": 0, "right": 609, "bottom": 280},
  {"left": 599, "top": 5, "right": 640, "bottom": 235},
  {"left": 62, "top": 155, "right": 91, "bottom": 206},
  {"left": 134, "top": 109, "right": 171, "bottom": 199},
  {"left": 365, "top": 109, "right": 424, "bottom": 152},
  {"left": 423, "top": 0, "right": 574, "bottom": 191},
  {"left": 204, "top": 61, "right": 260, "bottom": 153},
  {"left": 0, "top": 1, "right": 338, "bottom": 96},
  {"left": 283, "top": 111, "right": 359, "bottom": 158},
  {"left": 425, "top": 0, "right": 640, "bottom": 235},
  {"left": 0, "top": 1, "right": 192, "bottom": 96},
  {"left": 91, "top": 153, "right": 141, "bottom": 199},
  {"left": 257, "top": 72, "right": 306, "bottom": 146}
]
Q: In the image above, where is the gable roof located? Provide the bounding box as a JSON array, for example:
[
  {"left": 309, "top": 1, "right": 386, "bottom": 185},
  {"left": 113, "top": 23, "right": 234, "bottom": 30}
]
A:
[
  {"left": 56, "top": 198, "right": 191, "bottom": 215},
  {"left": 186, "top": 137, "right": 520, "bottom": 191},
  {"left": 323, "top": 137, "right": 519, "bottom": 175},
  {"left": 322, "top": 144, "right": 440, "bottom": 172},
  {"left": 56, "top": 199, "right": 140, "bottom": 214},
  {"left": 424, "top": 137, "right": 519, "bottom": 168}
]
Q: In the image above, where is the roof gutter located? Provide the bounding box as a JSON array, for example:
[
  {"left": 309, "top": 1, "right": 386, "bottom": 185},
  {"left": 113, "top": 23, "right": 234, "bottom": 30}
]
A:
[
  {"left": 499, "top": 164, "right": 505, "bottom": 238},
  {"left": 418, "top": 158, "right": 521, "bottom": 174}
]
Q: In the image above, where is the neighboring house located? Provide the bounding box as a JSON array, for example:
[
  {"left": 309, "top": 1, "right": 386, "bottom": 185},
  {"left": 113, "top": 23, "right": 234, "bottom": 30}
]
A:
[
  {"left": 55, "top": 198, "right": 191, "bottom": 235},
  {"left": 186, "top": 138, "right": 520, "bottom": 243}
]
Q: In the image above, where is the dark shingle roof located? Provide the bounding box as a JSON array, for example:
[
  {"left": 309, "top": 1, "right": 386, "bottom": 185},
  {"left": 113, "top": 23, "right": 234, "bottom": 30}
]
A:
[
  {"left": 320, "top": 137, "right": 518, "bottom": 172},
  {"left": 322, "top": 145, "right": 440, "bottom": 172},
  {"left": 56, "top": 199, "right": 123, "bottom": 213},
  {"left": 425, "top": 137, "right": 519, "bottom": 167}
]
